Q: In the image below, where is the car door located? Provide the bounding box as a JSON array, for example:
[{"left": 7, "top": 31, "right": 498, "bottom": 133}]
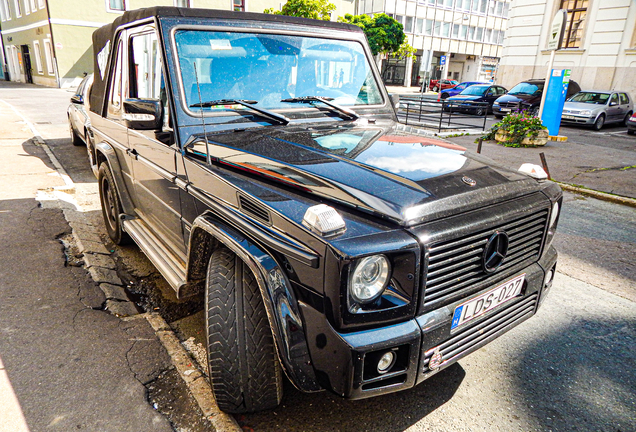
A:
[
  {"left": 126, "top": 26, "right": 186, "bottom": 257},
  {"left": 484, "top": 86, "right": 498, "bottom": 105},
  {"left": 606, "top": 93, "right": 622, "bottom": 123},
  {"left": 618, "top": 93, "right": 631, "bottom": 123}
]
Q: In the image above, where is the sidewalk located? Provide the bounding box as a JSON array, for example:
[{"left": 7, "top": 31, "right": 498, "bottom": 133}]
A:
[{"left": 0, "top": 98, "right": 173, "bottom": 431}]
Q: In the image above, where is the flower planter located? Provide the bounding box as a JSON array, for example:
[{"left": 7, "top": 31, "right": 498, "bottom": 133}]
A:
[{"left": 495, "top": 129, "right": 549, "bottom": 146}]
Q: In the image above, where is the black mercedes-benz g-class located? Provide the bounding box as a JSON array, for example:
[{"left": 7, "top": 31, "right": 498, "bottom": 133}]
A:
[{"left": 85, "top": 7, "right": 561, "bottom": 414}]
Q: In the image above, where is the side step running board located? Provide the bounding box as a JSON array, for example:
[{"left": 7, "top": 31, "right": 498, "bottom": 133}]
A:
[{"left": 122, "top": 218, "right": 187, "bottom": 292}]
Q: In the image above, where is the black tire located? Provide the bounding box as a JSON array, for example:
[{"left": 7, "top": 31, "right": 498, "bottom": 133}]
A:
[
  {"left": 624, "top": 112, "right": 632, "bottom": 126},
  {"left": 627, "top": 129, "right": 635, "bottom": 135},
  {"left": 432, "top": 86, "right": 439, "bottom": 92},
  {"left": 593, "top": 114, "right": 605, "bottom": 131},
  {"left": 475, "top": 107, "right": 485, "bottom": 116},
  {"left": 440, "top": 93, "right": 449, "bottom": 100},
  {"left": 205, "top": 246, "right": 283, "bottom": 414},
  {"left": 530, "top": 106, "right": 539, "bottom": 117},
  {"left": 98, "top": 162, "right": 131, "bottom": 245},
  {"left": 69, "top": 119, "right": 84, "bottom": 146},
  {"left": 494, "top": 114, "right": 504, "bottom": 119}
]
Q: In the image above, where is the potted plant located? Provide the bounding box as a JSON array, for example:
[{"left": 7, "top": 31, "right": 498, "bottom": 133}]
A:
[{"left": 480, "top": 111, "right": 549, "bottom": 147}]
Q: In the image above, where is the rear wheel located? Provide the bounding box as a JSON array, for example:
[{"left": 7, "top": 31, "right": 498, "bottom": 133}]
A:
[
  {"left": 205, "top": 246, "right": 283, "bottom": 414},
  {"left": 98, "top": 163, "right": 131, "bottom": 245},
  {"left": 432, "top": 86, "right": 439, "bottom": 92},
  {"left": 69, "top": 119, "right": 84, "bottom": 146},
  {"left": 624, "top": 112, "right": 632, "bottom": 126},
  {"left": 593, "top": 114, "right": 605, "bottom": 131}
]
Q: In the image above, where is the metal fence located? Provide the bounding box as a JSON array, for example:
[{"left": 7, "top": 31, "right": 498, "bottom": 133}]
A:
[{"left": 397, "top": 97, "right": 490, "bottom": 132}]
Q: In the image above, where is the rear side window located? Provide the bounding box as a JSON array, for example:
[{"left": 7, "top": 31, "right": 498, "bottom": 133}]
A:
[
  {"left": 619, "top": 93, "right": 629, "bottom": 105},
  {"left": 108, "top": 40, "right": 124, "bottom": 118}
]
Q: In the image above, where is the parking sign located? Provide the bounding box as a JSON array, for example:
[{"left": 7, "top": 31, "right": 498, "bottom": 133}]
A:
[{"left": 440, "top": 56, "right": 447, "bottom": 65}]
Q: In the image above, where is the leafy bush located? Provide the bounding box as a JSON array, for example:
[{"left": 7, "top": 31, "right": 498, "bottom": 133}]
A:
[{"left": 479, "top": 111, "right": 547, "bottom": 147}]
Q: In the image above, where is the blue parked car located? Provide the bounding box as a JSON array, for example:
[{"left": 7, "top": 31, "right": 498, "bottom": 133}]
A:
[
  {"left": 446, "top": 84, "right": 508, "bottom": 115},
  {"left": 439, "top": 81, "right": 487, "bottom": 100}
]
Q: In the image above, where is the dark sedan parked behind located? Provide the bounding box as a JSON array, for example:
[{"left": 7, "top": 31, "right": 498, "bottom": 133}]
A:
[
  {"left": 439, "top": 81, "right": 487, "bottom": 100},
  {"left": 446, "top": 84, "right": 507, "bottom": 115}
]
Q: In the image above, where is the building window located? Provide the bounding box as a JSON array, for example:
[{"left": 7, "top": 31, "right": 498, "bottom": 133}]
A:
[
  {"left": 38, "top": 0, "right": 44, "bottom": 8},
  {"left": 174, "top": 0, "right": 190, "bottom": 6},
  {"left": 0, "top": 0, "right": 10, "bottom": 21},
  {"left": 233, "top": 0, "right": 245, "bottom": 12},
  {"left": 107, "top": 0, "right": 125, "bottom": 12},
  {"left": 29, "top": 0, "right": 36, "bottom": 11},
  {"left": 24, "top": 0, "right": 30, "bottom": 14},
  {"left": 13, "top": 0, "right": 22, "bottom": 17},
  {"left": 452, "top": 23, "right": 460, "bottom": 38},
  {"left": 415, "top": 18, "right": 423, "bottom": 34},
  {"left": 405, "top": 16, "right": 414, "bottom": 33},
  {"left": 42, "top": 39, "right": 54, "bottom": 75},
  {"left": 425, "top": 19, "right": 433, "bottom": 36},
  {"left": 32, "top": 40, "right": 43, "bottom": 73},
  {"left": 456, "top": 0, "right": 470, "bottom": 11},
  {"left": 560, "top": 0, "right": 588, "bottom": 48}
]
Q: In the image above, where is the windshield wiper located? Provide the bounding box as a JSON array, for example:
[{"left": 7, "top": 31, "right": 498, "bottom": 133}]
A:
[
  {"left": 190, "top": 99, "right": 290, "bottom": 125},
  {"left": 281, "top": 96, "right": 359, "bottom": 120}
]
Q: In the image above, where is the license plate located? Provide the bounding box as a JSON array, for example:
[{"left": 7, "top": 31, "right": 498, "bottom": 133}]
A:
[
  {"left": 500, "top": 108, "right": 511, "bottom": 112},
  {"left": 451, "top": 274, "right": 525, "bottom": 330},
  {"left": 562, "top": 115, "right": 575, "bottom": 119}
]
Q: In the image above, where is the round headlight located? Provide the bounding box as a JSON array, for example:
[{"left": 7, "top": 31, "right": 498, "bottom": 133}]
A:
[
  {"left": 350, "top": 255, "right": 390, "bottom": 303},
  {"left": 550, "top": 201, "right": 560, "bottom": 228}
]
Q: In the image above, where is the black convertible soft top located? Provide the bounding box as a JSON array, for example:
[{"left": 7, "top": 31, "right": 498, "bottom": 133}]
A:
[{"left": 89, "top": 7, "right": 362, "bottom": 113}]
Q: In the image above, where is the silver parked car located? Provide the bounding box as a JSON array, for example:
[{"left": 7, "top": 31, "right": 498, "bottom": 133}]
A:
[
  {"left": 561, "top": 91, "right": 633, "bottom": 131},
  {"left": 67, "top": 73, "right": 93, "bottom": 146}
]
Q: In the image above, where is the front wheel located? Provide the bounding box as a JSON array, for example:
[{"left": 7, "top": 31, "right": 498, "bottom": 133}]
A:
[
  {"left": 593, "top": 114, "right": 605, "bottom": 131},
  {"left": 432, "top": 86, "right": 439, "bottom": 92},
  {"left": 98, "top": 163, "right": 131, "bottom": 245},
  {"left": 205, "top": 246, "right": 283, "bottom": 414},
  {"left": 440, "top": 93, "right": 449, "bottom": 100},
  {"left": 530, "top": 106, "right": 540, "bottom": 117},
  {"left": 475, "top": 107, "right": 486, "bottom": 116}
]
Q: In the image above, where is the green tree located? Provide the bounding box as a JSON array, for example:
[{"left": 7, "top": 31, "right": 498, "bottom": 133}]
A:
[
  {"left": 264, "top": 0, "right": 336, "bottom": 21},
  {"left": 338, "top": 13, "right": 413, "bottom": 58}
]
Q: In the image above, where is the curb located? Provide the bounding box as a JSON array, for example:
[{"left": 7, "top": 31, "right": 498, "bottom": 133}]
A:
[
  {"left": 558, "top": 183, "right": 636, "bottom": 208},
  {"left": 8, "top": 101, "right": 240, "bottom": 432},
  {"left": 549, "top": 135, "right": 568, "bottom": 142},
  {"left": 143, "top": 313, "right": 242, "bottom": 432}
]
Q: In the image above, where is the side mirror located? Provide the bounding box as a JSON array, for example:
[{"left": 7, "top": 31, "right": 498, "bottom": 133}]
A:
[
  {"left": 123, "top": 99, "right": 162, "bottom": 130},
  {"left": 609, "top": 101, "right": 618, "bottom": 106},
  {"left": 70, "top": 95, "right": 83, "bottom": 105}
]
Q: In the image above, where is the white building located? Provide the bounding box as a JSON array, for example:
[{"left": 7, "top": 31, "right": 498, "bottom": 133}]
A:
[
  {"left": 358, "top": 0, "right": 511, "bottom": 87},
  {"left": 498, "top": 0, "right": 636, "bottom": 96}
]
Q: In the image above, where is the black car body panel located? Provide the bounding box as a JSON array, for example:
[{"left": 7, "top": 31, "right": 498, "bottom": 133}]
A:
[
  {"left": 87, "top": 7, "right": 562, "bottom": 407},
  {"left": 493, "top": 78, "right": 580, "bottom": 116}
]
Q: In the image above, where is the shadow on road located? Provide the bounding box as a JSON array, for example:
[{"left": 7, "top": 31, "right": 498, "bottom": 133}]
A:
[
  {"left": 513, "top": 317, "right": 636, "bottom": 432},
  {"left": 238, "top": 363, "right": 466, "bottom": 431}
]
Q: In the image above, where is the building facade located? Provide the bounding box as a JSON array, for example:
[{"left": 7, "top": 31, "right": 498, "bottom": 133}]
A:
[
  {"left": 0, "top": 0, "right": 355, "bottom": 87},
  {"left": 498, "top": 0, "right": 636, "bottom": 96},
  {"left": 359, "top": 0, "right": 511, "bottom": 87}
]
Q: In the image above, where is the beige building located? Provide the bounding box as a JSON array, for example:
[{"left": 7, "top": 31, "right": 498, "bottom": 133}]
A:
[
  {"left": 1, "top": 0, "right": 355, "bottom": 88},
  {"left": 498, "top": 0, "right": 636, "bottom": 95}
]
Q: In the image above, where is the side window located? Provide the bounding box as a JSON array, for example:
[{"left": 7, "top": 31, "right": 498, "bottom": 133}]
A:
[
  {"left": 498, "top": 87, "right": 506, "bottom": 95},
  {"left": 486, "top": 87, "right": 495, "bottom": 96},
  {"left": 130, "top": 30, "right": 170, "bottom": 131},
  {"left": 610, "top": 93, "right": 619, "bottom": 105},
  {"left": 619, "top": 93, "right": 629, "bottom": 105},
  {"left": 108, "top": 40, "right": 124, "bottom": 118}
]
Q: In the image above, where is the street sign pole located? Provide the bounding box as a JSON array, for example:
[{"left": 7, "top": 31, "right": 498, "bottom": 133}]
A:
[{"left": 538, "top": 9, "right": 567, "bottom": 119}]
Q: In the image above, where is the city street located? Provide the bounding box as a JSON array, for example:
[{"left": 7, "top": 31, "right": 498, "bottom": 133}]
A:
[{"left": 1, "top": 81, "right": 635, "bottom": 432}]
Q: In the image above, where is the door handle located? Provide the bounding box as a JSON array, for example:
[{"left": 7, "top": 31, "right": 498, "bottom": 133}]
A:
[{"left": 127, "top": 148, "right": 138, "bottom": 160}]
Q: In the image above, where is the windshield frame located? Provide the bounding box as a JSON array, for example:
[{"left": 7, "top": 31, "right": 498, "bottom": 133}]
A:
[{"left": 169, "top": 24, "right": 387, "bottom": 120}]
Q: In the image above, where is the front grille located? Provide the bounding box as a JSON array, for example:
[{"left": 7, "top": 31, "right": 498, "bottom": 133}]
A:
[
  {"left": 423, "top": 208, "right": 548, "bottom": 308},
  {"left": 422, "top": 293, "right": 538, "bottom": 373},
  {"left": 498, "top": 102, "right": 518, "bottom": 108}
]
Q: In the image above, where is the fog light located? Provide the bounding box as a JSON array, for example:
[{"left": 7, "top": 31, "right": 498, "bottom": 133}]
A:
[
  {"left": 544, "top": 269, "right": 554, "bottom": 287},
  {"left": 377, "top": 351, "right": 396, "bottom": 374}
]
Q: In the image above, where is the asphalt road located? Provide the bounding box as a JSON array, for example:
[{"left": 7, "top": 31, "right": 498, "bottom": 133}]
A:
[{"left": 3, "top": 82, "right": 635, "bottom": 431}]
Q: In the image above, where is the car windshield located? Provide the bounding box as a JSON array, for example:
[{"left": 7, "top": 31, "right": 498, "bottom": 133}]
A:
[
  {"left": 460, "top": 85, "right": 489, "bottom": 96},
  {"left": 508, "top": 82, "right": 543, "bottom": 95},
  {"left": 174, "top": 30, "right": 384, "bottom": 113},
  {"left": 568, "top": 92, "right": 610, "bottom": 104}
]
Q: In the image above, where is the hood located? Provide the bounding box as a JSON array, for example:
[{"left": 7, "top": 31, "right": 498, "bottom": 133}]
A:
[
  {"left": 186, "top": 123, "right": 539, "bottom": 225},
  {"left": 496, "top": 94, "right": 537, "bottom": 105},
  {"left": 563, "top": 102, "right": 604, "bottom": 112}
]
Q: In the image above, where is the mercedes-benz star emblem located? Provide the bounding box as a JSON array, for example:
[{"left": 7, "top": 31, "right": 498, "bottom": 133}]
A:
[
  {"left": 462, "top": 176, "right": 477, "bottom": 186},
  {"left": 483, "top": 231, "right": 509, "bottom": 273}
]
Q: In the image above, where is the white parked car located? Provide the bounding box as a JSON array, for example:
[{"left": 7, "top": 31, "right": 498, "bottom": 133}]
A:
[{"left": 561, "top": 91, "right": 633, "bottom": 131}]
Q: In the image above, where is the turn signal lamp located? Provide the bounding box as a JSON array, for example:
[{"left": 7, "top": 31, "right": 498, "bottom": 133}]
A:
[
  {"left": 518, "top": 163, "right": 548, "bottom": 180},
  {"left": 302, "top": 204, "right": 346, "bottom": 237}
]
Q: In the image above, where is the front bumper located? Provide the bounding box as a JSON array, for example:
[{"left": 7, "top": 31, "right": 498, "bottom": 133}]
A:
[
  {"left": 561, "top": 114, "right": 595, "bottom": 125},
  {"left": 299, "top": 246, "right": 558, "bottom": 399}
]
